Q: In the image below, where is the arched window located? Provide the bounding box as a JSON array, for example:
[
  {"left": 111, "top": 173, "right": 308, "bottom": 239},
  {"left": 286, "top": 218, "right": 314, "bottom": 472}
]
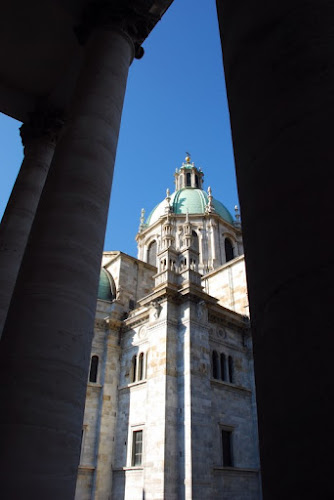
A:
[
  {"left": 138, "top": 352, "right": 144, "bottom": 381},
  {"left": 228, "top": 356, "right": 234, "bottom": 383},
  {"left": 186, "top": 172, "right": 191, "bottom": 186},
  {"left": 89, "top": 355, "right": 99, "bottom": 383},
  {"left": 131, "top": 355, "right": 137, "bottom": 383},
  {"left": 220, "top": 353, "right": 226, "bottom": 381},
  {"left": 195, "top": 175, "right": 199, "bottom": 188},
  {"left": 192, "top": 230, "right": 199, "bottom": 253},
  {"left": 225, "top": 238, "right": 234, "bottom": 262},
  {"left": 147, "top": 240, "right": 157, "bottom": 267},
  {"left": 212, "top": 351, "right": 219, "bottom": 379}
]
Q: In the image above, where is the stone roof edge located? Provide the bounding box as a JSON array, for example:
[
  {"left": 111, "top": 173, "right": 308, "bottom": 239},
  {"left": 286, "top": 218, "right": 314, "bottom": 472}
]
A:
[
  {"left": 202, "top": 254, "right": 245, "bottom": 279},
  {"left": 102, "top": 250, "right": 156, "bottom": 271},
  {"left": 207, "top": 300, "right": 250, "bottom": 330}
]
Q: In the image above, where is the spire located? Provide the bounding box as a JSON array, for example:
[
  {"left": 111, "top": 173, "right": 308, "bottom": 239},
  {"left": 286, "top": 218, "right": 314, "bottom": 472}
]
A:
[
  {"left": 139, "top": 208, "right": 146, "bottom": 232},
  {"left": 205, "top": 186, "right": 215, "bottom": 214},
  {"left": 234, "top": 205, "right": 241, "bottom": 227},
  {"left": 165, "top": 187, "right": 172, "bottom": 214}
]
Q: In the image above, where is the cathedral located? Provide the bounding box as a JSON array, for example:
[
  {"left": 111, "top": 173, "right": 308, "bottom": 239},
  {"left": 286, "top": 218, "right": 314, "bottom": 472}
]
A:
[{"left": 75, "top": 156, "right": 261, "bottom": 500}]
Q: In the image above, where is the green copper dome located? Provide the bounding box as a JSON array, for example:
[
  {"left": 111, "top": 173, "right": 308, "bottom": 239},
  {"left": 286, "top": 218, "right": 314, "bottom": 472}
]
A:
[
  {"left": 146, "top": 188, "right": 234, "bottom": 226},
  {"left": 97, "top": 268, "right": 114, "bottom": 301}
]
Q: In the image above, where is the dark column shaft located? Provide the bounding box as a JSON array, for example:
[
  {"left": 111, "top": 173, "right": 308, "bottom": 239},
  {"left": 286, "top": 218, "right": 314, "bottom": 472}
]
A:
[
  {"left": 0, "top": 28, "right": 133, "bottom": 499},
  {"left": 0, "top": 113, "right": 62, "bottom": 337},
  {"left": 216, "top": 1, "right": 334, "bottom": 498}
]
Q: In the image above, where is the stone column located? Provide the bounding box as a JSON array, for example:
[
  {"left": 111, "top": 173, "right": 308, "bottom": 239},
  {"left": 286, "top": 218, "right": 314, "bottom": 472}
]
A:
[
  {"left": 0, "top": 112, "right": 63, "bottom": 338},
  {"left": 216, "top": 1, "right": 334, "bottom": 498},
  {"left": 0, "top": 14, "right": 137, "bottom": 500}
]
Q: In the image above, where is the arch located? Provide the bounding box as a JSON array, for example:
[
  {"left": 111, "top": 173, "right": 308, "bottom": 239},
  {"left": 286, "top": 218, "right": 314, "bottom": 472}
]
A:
[
  {"left": 131, "top": 355, "right": 137, "bottom": 383},
  {"left": 138, "top": 352, "right": 144, "bottom": 381},
  {"left": 220, "top": 353, "right": 226, "bottom": 381},
  {"left": 195, "top": 174, "right": 199, "bottom": 188},
  {"left": 89, "top": 355, "right": 99, "bottom": 383},
  {"left": 186, "top": 172, "right": 191, "bottom": 186},
  {"left": 212, "top": 350, "right": 219, "bottom": 379},
  {"left": 225, "top": 237, "right": 234, "bottom": 262},
  {"left": 147, "top": 240, "right": 157, "bottom": 267},
  {"left": 228, "top": 355, "right": 234, "bottom": 383}
]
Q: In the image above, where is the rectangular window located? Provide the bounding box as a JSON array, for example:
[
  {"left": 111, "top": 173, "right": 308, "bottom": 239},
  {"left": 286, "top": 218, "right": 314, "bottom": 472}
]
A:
[
  {"left": 222, "top": 429, "right": 233, "bottom": 467},
  {"left": 132, "top": 430, "right": 143, "bottom": 466}
]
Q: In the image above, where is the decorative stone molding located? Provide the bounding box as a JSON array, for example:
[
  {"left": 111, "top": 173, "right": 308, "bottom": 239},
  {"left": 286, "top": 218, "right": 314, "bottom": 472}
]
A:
[
  {"left": 210, "top": 378, "right": 252, "bottom": 395},
  {"left": 122, "top": 314, "right": 149, "bottom": 332}
]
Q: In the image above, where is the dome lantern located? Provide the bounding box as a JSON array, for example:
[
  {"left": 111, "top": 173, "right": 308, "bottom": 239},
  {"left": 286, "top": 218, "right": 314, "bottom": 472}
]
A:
[{"left": 174, "top": 153, "right": 204, "bottom": 190}]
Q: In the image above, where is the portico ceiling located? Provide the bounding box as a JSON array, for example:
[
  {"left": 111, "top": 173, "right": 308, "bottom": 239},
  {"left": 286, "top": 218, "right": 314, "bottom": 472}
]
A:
[{"left": 0, "top": 0, "right": 173, "bottom": 122}]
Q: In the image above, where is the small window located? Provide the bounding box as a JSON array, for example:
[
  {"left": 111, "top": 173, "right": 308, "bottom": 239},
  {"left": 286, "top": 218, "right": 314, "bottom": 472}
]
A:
[
  {"left": 212, "top": 351, "right": 219, "bottom": 379},
  {"left": 195, "top": 175, "right": 199, "bottom": 188},
  {"left": 222, "top": 429, "right": 233, "bottom": 467},
  {"left": 80, "top": 426, "right": 87, "bottom": 464},
  {"left": 220, "top": 353, "right": 226, "bottom": 381},
  {"left": 228, "top": 356, "right": 234, "bottom": 384},
  {"left": 138, "top": 352, "right": 144, "bottom": 381},
  {"left": 129, "top": 299, "right": 135, "bottom": 310},
  {"left": 225, "top": 238, "right": 234, "bottom": 262},
  {"left": 132, "top": 430, "right": 143, "bottom": 466},
  {"left": 89, "top": 355, "right": 99, "bottom": 383},
  {"left": 186, "top": 172, "right": 191, "bottom": 186},
  {"left": 131, "top": 355, "right": 137, "bottom": 383}
]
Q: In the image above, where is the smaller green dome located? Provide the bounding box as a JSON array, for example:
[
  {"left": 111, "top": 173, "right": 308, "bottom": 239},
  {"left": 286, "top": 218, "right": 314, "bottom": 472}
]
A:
[{"left": 97, "top": 268, "right": 113, "bottom": 301}]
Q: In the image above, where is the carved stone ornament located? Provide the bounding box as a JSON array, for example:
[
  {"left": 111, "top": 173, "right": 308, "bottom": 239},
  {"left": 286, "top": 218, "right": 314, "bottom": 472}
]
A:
[
  {"left": 138, "top": 325, "right": 147, "bottom": 339},
  {"left": 133, "top": 325, "right": 147, "bottom": 344},
  {"left": 196, "top": 300, "right": 206, "bottom": 320},
  {"left": 218, "top": 327, "right": 227, "bottom": 339},
  {"left": 151, "top": 300, "right": 162, "bottom": 319}
]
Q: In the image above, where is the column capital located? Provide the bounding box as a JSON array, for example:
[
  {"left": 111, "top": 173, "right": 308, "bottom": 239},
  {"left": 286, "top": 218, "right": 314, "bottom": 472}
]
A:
[
  {"left": 19, "top": 110, "right": 64, "bottom": 148},
  {"left": 74, "top": 2, "right": 159, "bottom": 58}
]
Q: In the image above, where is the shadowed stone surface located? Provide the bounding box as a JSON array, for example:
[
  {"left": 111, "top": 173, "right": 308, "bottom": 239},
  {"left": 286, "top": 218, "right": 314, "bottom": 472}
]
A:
[{"left": 216, "top": 1, "right": 334, "bottom": 497}]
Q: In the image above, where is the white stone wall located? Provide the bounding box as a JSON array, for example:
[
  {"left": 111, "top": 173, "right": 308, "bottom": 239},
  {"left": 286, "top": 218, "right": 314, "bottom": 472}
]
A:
[
  {"left": 202, "top": 255, "right": 249, "bottom": 316},
  {"left": 102, "top": 251, "right": 155, "bottom": 307},
  {"left": 76, "top": 249, "right": 260, "bottom": 500}
]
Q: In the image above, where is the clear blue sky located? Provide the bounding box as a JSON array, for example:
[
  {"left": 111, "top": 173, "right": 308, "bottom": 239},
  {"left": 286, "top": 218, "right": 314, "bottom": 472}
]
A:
[{"left": 0, "top": 0, "right": 239, "bottom": 258}]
